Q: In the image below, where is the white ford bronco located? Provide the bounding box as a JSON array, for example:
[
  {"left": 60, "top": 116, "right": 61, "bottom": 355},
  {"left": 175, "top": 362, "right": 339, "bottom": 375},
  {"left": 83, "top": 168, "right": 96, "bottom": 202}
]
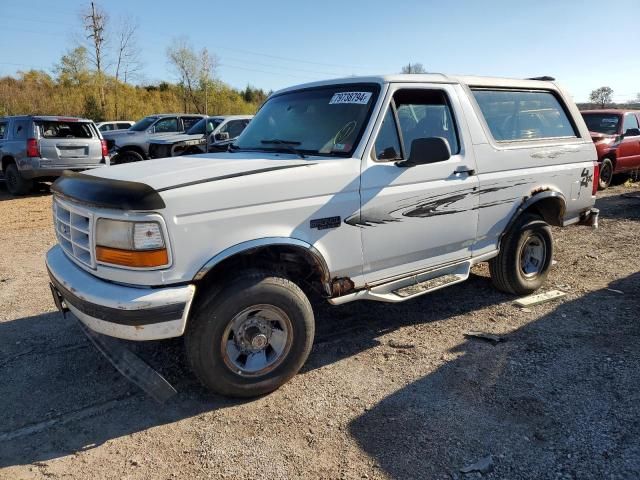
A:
[{"left": 46, "top": 74, "right": 599, "bottom": 397}]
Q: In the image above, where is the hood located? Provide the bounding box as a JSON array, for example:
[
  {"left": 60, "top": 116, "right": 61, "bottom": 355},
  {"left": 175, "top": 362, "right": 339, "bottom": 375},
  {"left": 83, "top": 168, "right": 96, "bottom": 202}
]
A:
[
  {"left": 84, "top": 152, "right": 317, "bottom": 191},
  {"left": 150, "top": 133, "right": 205, "bottom": 145},
  {"left": 589, "top": 131, "right": 617, "bottom": 143}
]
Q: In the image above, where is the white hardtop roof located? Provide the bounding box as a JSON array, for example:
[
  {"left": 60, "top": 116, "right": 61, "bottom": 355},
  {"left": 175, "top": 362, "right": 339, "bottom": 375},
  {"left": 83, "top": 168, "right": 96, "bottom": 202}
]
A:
[{"left": 274, "top": 74, "right": 559, "bottom": 95}]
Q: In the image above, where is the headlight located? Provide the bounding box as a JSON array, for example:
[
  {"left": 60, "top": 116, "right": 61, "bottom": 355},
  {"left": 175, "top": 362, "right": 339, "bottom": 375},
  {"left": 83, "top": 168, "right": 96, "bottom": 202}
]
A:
[{"left": 95, "top": 219, "right": 169, "bottom": 268}]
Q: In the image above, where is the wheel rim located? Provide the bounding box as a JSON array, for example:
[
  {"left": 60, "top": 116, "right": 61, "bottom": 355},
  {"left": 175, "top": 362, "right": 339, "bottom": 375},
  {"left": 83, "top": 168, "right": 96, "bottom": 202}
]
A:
[
  {"left": 221, "top": 304, "right": 293, "bottom": 377},
  {"left": 520, "top": 233, "right": 547, "bottom": 278},
  {"left": 600, "top": 162, "right": 612, "bottom": 186}
]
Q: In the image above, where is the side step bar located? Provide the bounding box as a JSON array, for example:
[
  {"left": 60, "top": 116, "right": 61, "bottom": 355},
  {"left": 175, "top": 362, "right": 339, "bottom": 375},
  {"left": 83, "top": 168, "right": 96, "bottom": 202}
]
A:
[{"left": 329, "top": 261, "right": 471, "bottom": 305}]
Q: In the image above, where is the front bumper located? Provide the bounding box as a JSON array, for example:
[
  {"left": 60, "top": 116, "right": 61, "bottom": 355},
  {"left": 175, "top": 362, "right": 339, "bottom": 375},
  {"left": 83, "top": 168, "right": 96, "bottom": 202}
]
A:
[{"left": 46, "top": 245, "right": 195, "bottom": 340}]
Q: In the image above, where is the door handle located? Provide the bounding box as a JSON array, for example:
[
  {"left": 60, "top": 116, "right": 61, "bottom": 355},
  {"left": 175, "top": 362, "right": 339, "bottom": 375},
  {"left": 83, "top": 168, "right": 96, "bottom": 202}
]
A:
[{"left": 453, "top": 167, "right": 475, "bottom": 176}]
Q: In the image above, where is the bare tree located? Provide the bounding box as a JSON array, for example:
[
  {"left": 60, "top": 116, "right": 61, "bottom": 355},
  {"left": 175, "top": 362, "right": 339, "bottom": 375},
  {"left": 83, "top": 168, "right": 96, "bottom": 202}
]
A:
[
  {"left": 167, "top": 37, "right": 200, "bottom": 112},
  {"left": 82, "top": 1, "right": 108, "bottom": 114},
  {"left": 199, "top": 47, "right": 217, "bottom": 115},
  {"left": 401, "top": 63, "right": 427, "bottom": 74},
  {"left": 114, "top": 17, "right": 141, "bottom": 118},
  {"left": 589, "top": 87, "right": 613, "bottom": 109}
]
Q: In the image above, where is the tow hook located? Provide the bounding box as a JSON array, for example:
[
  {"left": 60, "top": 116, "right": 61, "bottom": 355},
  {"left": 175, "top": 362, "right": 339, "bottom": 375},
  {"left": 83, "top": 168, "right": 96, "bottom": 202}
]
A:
[{"left": 579, "top": 207, "right": 600, "bottom": 228}]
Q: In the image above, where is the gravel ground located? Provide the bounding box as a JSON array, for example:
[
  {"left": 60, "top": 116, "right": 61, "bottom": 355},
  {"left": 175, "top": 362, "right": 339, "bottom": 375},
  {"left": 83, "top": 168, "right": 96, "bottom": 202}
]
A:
[{"left": 0, "top": 181, "right": 638, "bottom": 480}]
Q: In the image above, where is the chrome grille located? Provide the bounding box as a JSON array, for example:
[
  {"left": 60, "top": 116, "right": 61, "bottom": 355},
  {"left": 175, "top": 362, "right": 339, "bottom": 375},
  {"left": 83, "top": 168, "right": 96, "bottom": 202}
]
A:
[{"left": 53, "top": 197, "right": 95, "bottom": 268}]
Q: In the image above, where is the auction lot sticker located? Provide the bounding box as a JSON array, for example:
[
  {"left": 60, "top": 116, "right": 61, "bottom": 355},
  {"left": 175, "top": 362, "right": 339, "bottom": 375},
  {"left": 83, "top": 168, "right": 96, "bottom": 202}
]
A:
[{"left": 329, "top": 92, "right": 372, "bottom": 105}]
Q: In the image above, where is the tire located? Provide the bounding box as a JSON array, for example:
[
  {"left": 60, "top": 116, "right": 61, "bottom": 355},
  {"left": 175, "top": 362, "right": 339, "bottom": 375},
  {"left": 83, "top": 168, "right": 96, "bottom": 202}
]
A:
[
  {"left": 598, "top": 158, "right": 614, "bottom": 190},
  {"left": 185, "top": 270, "right": 315, "bottom": 397},
  {"left": 4, "top": 163, "right": 33, "bottom": 195},
  {"left": 116, "top": 150, "right": 144, "bottom": 164},
  {"left": 489, "top": 213, "right": 553, "bottom": 295}
]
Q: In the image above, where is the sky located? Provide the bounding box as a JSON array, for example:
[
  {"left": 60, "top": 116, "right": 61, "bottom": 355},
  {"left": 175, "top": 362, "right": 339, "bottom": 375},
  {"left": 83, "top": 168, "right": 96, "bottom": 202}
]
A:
[{"left": 1, "top": 0, "right": 639, "bottom": 103}]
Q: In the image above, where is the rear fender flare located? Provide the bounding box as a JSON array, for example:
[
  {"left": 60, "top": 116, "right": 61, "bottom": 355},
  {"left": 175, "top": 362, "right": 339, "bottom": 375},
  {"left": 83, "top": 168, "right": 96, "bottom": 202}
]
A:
[{"left": 499, "top": 189, "right": 566, "bottom": 248}]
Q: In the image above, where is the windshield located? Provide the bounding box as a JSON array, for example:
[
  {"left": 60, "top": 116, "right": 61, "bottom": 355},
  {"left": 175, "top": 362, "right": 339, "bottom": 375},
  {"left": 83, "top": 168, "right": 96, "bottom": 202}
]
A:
[
  {"left": 582, "top": 113, "right": 621, "bottom": 135},
  {"left": 234, "top": 84, "right": 379, "bottom": 156},
  {"left": 130, "top": 116, "right": 157, "bottom": 132},
  {"left": 187, "top": 117, "right": 223, "bottom": 135}
]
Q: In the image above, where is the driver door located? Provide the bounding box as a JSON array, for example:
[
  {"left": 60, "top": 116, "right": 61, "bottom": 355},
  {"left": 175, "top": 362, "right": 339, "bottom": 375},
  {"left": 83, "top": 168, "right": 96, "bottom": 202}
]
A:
[
  {"left": 359, "top": 84, "right": 479, "bottom": 284},
  {"left": 618, "top": 113, "right": 640, "bottom": 170}
]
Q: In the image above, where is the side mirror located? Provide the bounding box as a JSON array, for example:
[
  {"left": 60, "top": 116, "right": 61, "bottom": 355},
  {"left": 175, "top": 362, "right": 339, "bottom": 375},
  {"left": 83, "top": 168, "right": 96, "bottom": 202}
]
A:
[
  {"left": 214, "top": 132, "right": 230, "bottom": 142},
  {"left": 396, "top": 137, "right": 451, "bottom": 167},
  {"left": 624, "top": 128, "right": 640, "bottom": 137},
  {"left": 147, "top": 127, "right": 155, "bottom": 134}
]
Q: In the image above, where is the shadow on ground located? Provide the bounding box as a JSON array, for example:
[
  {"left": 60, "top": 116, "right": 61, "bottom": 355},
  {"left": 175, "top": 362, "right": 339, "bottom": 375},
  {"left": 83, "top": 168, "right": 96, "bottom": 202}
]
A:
[
  {"left": 0, "top": 181, "right": 51, "bottom": 201},
  {"left": 349, "top": 272, "right": 640, "bottom": 479},
  {"left": 0, "top": 186, "right": 638, "bottom": 472},
  {"left": 0, "top": 270, "right": 509, "bottom": 469}
]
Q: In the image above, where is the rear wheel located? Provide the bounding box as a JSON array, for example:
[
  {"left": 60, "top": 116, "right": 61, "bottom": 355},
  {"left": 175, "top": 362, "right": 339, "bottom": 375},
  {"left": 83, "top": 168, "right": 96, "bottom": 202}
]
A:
[
  {"left": 185, "top": 270, "right": 315, "bottom": 397},
  {"left": 489, "top": 213, "right": 554, "bottom": 295},
  {"left": 4, "top": 163, "right": 33, "bottom": 195},
  {"left": 598, "top": 158, "right": 614, "bottom": 190}
]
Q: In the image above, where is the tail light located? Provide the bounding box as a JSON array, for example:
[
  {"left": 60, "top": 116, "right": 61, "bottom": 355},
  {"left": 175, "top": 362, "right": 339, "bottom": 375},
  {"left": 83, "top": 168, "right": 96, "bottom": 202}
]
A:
[
  {"left": 101, "top": 139, "right": 108, "bottom": 158},
  {"left": 592, "top": 161, "right": 600, "bottom": 196},
  {"left": 26, "top": 138, "right": 40, "bottom": 157}
]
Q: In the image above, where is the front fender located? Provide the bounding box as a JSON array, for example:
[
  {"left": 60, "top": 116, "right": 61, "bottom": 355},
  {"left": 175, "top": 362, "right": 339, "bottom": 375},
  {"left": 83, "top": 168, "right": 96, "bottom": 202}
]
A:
[{"left": 192, "top": 237, "right": 331, "bottom": 285}]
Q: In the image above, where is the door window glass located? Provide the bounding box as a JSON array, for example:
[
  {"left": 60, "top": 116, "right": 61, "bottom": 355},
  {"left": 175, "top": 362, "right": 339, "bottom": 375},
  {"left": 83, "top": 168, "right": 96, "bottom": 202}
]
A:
[
  {"left": 0, "top": 123, "right": 6, "bottom": 139},
  {"left": 374, "top": 108, "right": 402, "bottom": 160},
  {"left": 622, "top": 114, "right": 639, "bottom": 135},
  {"left": 220, "top": 120, "right": 250, "bottom": 138},
  {"left": 394, "top": 89, "right": 460, "bottom": 155},
  {"left": 154, "top": 117, "right": 178, "bottom": 133}
]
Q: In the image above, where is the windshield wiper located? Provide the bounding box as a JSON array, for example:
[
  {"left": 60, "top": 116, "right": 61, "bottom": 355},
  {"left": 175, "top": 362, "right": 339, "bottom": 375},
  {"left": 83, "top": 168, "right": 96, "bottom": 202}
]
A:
[{"left": 260, "top": 139, "right": 306, "bottom": 159}]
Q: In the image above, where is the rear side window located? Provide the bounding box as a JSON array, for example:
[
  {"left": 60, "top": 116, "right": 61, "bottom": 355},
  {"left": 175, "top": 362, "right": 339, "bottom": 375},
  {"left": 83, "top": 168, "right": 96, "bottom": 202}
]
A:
[
  {"left": 117, "top": 123, "right": 131, "bottom": 129},
  {"left": 0, "top": 122, "right": 6, "bottom": 139},
  {"left": 13, "top": 120, "right": 28, "bottom": 139},
  {"left": 99, "top": 124, "right": 112, "bottom": 132},
  {"left": 182, "top": 117, "right": 201, "bottom": 131},
  {"left": 472, "top": 89, "right": 577, "bottom": 141},
  {"left": 37, "top": 121, "right": 93, "bottom": 139}
]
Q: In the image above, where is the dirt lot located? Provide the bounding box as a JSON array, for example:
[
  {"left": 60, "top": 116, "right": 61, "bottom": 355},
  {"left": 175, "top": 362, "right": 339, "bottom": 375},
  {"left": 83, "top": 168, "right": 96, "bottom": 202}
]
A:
[{"left": 0, "top": 181, "right": 638, "bottom": 480}]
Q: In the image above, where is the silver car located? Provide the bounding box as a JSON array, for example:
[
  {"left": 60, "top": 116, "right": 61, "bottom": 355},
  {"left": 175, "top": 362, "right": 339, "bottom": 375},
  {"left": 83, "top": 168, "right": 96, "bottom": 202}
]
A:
[
  {"left": 148, "top": 115, "right": 253, "bottom": 158},
  {"left": 0, "top": 115, "right": 108, "bottom": 195},
  {"left": 103, "top": 114, "right": 205, "bottom": 164},
  {"left": 95, "top": 120, "right": 134, "bottom": 133}
]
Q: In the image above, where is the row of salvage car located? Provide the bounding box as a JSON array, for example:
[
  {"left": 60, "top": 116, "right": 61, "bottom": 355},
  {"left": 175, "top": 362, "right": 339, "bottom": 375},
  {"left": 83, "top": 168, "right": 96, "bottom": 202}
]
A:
[{"left": 0, "top": 113, "right": 252, "bottom": 195}]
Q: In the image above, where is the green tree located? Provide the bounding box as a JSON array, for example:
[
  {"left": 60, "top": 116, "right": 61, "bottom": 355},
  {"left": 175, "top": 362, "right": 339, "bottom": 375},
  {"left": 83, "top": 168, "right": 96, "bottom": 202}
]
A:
[
  {"left": 589, "top": 87, "right": 613, "bottom": 109},
  {"left": 83, "top": 94, "right": 104, "bottom": 121},
  {"left": 55, "top": 46, "right": 90, "bottom": 86}
]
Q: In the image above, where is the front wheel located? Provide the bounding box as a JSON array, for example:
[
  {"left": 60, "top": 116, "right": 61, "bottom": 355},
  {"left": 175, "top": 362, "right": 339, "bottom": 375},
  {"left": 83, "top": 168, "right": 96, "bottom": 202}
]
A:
[
  {"left": 115, "top": 150, "right": 144, "bottom": 164},
  {"left": 598, "top": 158, "right": 614, "bottom": 190},
  {"left": 489, "top": 213, "right": 554, "bottom": 295},
  {"left": 185, "top": 271, "right": 315, "bottom": 397}
]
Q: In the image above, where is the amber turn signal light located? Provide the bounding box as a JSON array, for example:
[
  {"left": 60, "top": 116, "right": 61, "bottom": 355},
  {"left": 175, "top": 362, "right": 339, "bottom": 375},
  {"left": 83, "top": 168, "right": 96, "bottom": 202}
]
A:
[{"left": 96, "top": 246, "right": 169, "bottom": 268}]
